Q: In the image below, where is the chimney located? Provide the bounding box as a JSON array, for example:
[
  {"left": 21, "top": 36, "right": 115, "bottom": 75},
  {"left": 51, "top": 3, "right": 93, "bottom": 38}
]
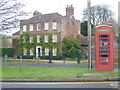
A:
[
  {"left": 33, "top": 11, "right": 42, "bottom": 17},
  {"left": 66, "top": 5, "right": 74, "bottom": 17}
]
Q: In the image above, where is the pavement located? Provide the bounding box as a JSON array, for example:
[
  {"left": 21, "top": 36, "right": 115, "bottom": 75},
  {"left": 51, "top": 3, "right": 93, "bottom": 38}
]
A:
[
  {"left": 1, "top": 59, "right": 119, "bottom": 82},
  {"left": 1, "top": 77, "right": 119, "bottom": 82}
]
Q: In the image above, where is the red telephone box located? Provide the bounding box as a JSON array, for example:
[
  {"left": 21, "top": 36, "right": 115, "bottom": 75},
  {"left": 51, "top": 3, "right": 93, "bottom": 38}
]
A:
[{"left": 95, "top": 25, "right": 114, "bottom": 71}]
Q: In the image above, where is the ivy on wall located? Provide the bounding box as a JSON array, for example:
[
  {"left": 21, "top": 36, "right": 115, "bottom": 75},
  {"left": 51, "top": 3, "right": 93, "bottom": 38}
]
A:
[{"left": 19, "top": 32, "right": 61, "bottom": 56}]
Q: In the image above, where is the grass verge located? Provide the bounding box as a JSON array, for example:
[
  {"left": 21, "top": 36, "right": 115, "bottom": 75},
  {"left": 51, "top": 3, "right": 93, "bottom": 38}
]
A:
[{"left": 1, "top": 66, "right": 118, "bottom": 79}]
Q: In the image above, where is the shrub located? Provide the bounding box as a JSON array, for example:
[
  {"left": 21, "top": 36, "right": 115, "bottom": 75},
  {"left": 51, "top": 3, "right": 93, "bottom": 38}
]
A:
[
  {"left": 17, "top": 55, "right": 62, "bottom": 60},
  {"left": 17, "top": 55, "right": 35, "bottom": 59},
  {"left": 40, "top": 56, "right": 62, "bottom": 60},
  {"left": 1, "top": 48, "right": 14, "bottom": 57}
]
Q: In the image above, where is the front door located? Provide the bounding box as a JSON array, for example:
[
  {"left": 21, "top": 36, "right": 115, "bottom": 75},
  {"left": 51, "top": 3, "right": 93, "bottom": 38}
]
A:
[
  {"left": 38, "top": 48, "right": 40, "bottom": 57},
  {"left": 36, "top": 46, "right": 42, "bottom": 58}
]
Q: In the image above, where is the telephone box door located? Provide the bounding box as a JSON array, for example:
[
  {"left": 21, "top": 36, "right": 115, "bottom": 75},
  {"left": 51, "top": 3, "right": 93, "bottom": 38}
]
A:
[{"left": 95, "top": 25, "right": 114, "bottom": 71}]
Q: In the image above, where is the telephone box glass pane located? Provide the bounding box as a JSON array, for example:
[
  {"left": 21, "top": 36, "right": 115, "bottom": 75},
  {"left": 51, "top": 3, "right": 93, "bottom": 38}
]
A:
[
  {"left": 99, "top": 47, "right": 109, "bottom": 49},
  {"left": 99, "top": 35, "right": 109, "bottom": 38},
  {"left": 100, "top": 43, "right": 109, "bottom": 46},
  {"left": 99, "top": 51, "right": 109, "bottom": 53},
  {"left": 99, "top": 39, "right": 109, "bottom": 42},
  {"left": 101, "top": 62, "right": 109, "bottom": 65},
  {"left": 100, "top": 55, "right": 109, "bottom": 57}
]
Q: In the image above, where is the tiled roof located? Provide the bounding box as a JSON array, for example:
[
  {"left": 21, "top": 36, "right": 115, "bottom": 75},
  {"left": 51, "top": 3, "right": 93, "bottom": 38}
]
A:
[
  {"left": 21, "top": 12, "right": 65, "bottom": 24},
  {"left": 27, "top": 13, "right": 63, "bottom": 23}
]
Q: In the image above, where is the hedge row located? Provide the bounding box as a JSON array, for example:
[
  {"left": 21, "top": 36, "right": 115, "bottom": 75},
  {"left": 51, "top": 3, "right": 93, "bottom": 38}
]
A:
[
  {"left": 17, "top": 55, "right": 62, "bottom": 60},
  {"left": 0, "top": 48, "right": 14, "bottom": 57}
]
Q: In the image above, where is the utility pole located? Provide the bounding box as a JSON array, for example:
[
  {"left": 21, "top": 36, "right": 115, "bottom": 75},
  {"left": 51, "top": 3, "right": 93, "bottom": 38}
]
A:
[
  {"left": 87, "top": 0, "right": 92, "bottom": 69},
  {"left": 118, "top": 1, "right": 120, "bottom": 63}
]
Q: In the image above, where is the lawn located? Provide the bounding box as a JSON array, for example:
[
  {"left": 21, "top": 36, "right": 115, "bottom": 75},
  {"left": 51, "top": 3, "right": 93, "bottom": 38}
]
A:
[
  {"left": 64, "top": 58, "right": 87, "bottom": 61},
  {"left": 1, "top": 66, "right": 118, "bottom": 79}
]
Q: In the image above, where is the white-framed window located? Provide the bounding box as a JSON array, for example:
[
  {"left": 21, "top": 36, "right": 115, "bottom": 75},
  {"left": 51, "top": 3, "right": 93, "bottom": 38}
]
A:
[
  {"left": 30, "top": 36, "right": 33, "bottom": 43},
  {"left": 44, "top": 22, "right": 49, "bottom": 30},
  {"left": 23, "top": 37, "right": 25, "bottom": 43},
  {"left": 29, "top": 24, "right": 33, "bottom": 31},
  {"left": 30, "top": 49, "right": 34, "bottom": 55},
  {"left": 37, "top": 35, "right": 40, "bottom": 43},
  {"left": 37, "top": 23, "right": 41, "bottom": 31},
  {"left": 23, "top": 25, "right": 27, "bottom": 32},
  {"left": 53, "top": 48, "right": 57, "bottom": 56},
  {"left": 52, "top": 22, "right": 57, "bottom": 29},
  {"left": 45, "top": 48, "right": 49, "bottom": 56},
  {"left": 52, "top": 34, "right": 57, "bottom": 42},
  {"left": 44, "top": 35, "right": 48, "bottom": 43},
  {"left": 23, "top": 48, "right": 27, "bottom": 55}
]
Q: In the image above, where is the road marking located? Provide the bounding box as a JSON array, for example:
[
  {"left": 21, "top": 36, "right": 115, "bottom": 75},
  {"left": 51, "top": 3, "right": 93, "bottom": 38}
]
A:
[
  {"left": 0, "top": 82, "right": 118, "bottom": 85},
  {"left": 110, "top": 83, "right": 120, "bottom": 86}
]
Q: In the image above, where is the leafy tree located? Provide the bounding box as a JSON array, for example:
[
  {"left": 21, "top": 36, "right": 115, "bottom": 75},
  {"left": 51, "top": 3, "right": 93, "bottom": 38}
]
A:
[
  {"left": 81, "top": 21, "right": 87, "bottom": 36},
  {"left": 0, "top": 0, "right": 27, "bottom": 33},
  {"left": 62, "top": 36, "right": 81, "bottom": 58},
  {"left": 81, "top": 21, "right": 94, "bottom": 36}
]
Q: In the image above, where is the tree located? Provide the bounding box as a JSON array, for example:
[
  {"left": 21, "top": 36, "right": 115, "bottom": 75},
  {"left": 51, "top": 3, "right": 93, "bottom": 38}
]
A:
[
  {"left": 81, "top": 21, "right": 94, "bottom": 36},
  {"left": 62, "top": 36, "right": 81, "bottom": 58},
  {"left": 81, "top": 21, "right": 87, "bottom": 36},
  {"left": 82, "top": 4, "right": 114, "bottom": 27},
  {"left": 0, "top": 0, "right": 27, "bottom": 33}
]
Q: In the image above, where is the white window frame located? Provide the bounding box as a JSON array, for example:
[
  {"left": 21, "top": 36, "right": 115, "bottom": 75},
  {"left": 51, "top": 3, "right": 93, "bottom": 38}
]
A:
[
  {"left": 53, "top": 48, "right": 57, "bottom": 56},
  {"left": 45, "top": 35, "right": 48, "bottom": 43},
  {"left": 52, "top": 34, "right": 57, "bottom": 42},
  {"left": 23, "top": 37, "right": 25, "bottom": 43},
  {"left": 37, "top": 35, "right": 40, "bottom": 43},
  {"left": 23, "top": 48, "right": 27, "bottom": 55},
  {"left": 23, "top": 25, "right": 27, "bottom": 32},
  {"left": 52, "top": 22, "right": 57, "bottom": 29},
  {"left": 44, "top": 22, "right": 49, "bottom": 30},
  {"left": 30, "top": 49, "right": 34, "bottom": 55},
  {"left": 30, "top": 36, "right": 33, "bottom": 43},
  {"left": 37, "top": 23, "right": 41, "bottom": 31},
  {"left": 45, "top": 48, "right": 49, "bottom": 56},
  {"left": 29, "top": 24, "right": 33, "bottom": 31}
]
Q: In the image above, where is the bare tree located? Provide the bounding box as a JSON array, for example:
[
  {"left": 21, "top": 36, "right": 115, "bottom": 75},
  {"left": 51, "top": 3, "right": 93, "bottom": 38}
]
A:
[
  {"left": 0, "top": 0, "right": 27, "bottom": 33},
  {"left": 82, "top": 4, "right": 115, "bottom": 27}
]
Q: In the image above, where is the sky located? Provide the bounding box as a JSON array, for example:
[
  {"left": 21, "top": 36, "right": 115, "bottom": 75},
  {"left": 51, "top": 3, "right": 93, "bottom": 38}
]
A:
[
  {"left": 22, "top": 0, "right": 119, "bottom": 20},
  {"left": 8, "top": 0, "right": 119, "bottom": 35}
]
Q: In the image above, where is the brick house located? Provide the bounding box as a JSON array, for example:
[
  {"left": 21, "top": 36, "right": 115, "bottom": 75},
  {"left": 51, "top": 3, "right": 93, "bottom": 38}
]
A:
[{"left": 12, "top": 5, "right": 81, "bottom": 58}]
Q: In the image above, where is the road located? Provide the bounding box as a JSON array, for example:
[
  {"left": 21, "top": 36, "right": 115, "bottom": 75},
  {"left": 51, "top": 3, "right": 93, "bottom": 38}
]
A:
[
  {"left": 1, "top": 63, "right": 119, "bottom": 69},
  {"left": 1, "top": 81, "right": 119, "bottom": 89}
]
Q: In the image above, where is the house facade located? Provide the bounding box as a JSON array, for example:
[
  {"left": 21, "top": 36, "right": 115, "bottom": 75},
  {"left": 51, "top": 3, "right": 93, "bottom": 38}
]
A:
[{"left": 12, "top": 5, "right": 81, "bottom": 58}]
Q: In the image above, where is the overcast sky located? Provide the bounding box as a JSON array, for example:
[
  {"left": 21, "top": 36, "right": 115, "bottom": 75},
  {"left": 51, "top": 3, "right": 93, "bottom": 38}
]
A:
[
  {"left": 22, "top": 0, "right": 119, "bottom": 20},
  {"left": 7, "top": 0, "right": 119, "bottom": 35}
]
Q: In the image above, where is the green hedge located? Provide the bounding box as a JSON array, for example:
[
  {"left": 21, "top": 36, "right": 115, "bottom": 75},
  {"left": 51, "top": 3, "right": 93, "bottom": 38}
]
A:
[
  {"left": 17, "top": 55, "right": 62, "bottom": 60},
  {"left": 17, "top": 56, "right": 35, "bottom": 59},
  {"left": 1, "top": 48, "right": 14, "bottom": 57},
  {"left": 40, "top": 56, "right": 62, "bottom": 60}
]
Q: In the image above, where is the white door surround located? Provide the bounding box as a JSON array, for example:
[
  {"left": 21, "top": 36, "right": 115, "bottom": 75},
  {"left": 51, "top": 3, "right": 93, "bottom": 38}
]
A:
[{"left": 36, "top": 46, "right": 42, "bottom": 58}]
